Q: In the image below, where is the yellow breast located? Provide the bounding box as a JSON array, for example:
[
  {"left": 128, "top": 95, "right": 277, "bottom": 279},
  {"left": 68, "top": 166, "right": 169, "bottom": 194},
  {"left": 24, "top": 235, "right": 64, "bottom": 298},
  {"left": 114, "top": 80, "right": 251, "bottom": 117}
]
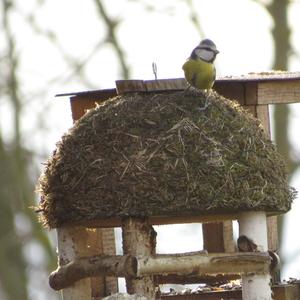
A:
[{"left": 182, "top": 59, "right": 216, "bottom": 90}]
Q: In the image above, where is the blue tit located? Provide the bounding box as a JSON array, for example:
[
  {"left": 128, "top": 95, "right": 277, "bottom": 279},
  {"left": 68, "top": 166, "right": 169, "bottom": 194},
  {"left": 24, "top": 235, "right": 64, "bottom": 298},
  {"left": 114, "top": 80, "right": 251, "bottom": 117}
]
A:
[{"left": 182, "top": 39, "right": 219, "bottom": 90}]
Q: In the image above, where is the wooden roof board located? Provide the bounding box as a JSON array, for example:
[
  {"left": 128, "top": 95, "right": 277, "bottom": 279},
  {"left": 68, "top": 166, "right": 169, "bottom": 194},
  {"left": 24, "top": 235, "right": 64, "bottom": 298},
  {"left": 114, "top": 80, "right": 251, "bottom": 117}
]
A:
[{"left": 55, "top": 72, "right": 300, "bottom": 104}]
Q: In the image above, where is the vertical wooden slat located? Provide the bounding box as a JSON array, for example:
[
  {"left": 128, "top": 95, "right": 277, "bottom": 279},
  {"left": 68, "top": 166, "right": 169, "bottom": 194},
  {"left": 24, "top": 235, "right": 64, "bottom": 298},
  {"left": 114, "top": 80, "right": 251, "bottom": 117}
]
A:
[
  {"left": 255, "top": 104, "right": 278, "bottom": 252},
  {"left": 202, "top": 223, "right": 225, "bottom": 252},
  {"left": 202, "top": 221, "right": 235, "bottom": 253},
  {"left": 102, "top": 228, "right": 118, "bottom": 295},
  {"left": 122, "top": 218, "right": 157, "bottom": 299},
  {"left": 86, "top": 229, "right": 106, "bottom": 299},
  {"left": 222, "top": 221, "right": 235, "bottom": 252},
  {"left": 57, "top": 226, "right": 91, "bottom": 300}
]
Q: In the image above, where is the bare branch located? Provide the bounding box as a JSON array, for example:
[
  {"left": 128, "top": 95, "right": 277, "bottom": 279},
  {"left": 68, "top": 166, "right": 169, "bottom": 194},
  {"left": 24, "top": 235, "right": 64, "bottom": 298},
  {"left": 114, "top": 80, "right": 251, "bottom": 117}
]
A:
[{"left": 94, "top": 0, "right": 130, "bottom": 79}]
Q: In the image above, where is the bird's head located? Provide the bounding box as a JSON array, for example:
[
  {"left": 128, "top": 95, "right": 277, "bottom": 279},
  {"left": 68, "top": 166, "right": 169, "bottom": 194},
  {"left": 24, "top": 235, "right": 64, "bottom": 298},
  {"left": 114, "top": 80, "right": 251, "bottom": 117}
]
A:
[{"left": 191, "top": 39, "right": 219, "bottom": 62}]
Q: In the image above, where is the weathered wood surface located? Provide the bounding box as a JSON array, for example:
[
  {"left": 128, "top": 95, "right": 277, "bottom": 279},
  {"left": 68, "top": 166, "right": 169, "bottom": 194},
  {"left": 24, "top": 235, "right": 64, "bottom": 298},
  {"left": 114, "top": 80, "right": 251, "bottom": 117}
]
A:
[
  {"left": 160, "top": 283, "right": 300, "bottom": 300},
  {"left": 56, "top": 72, "right": 300, "bottom": 107},
  {"left": 69, "top": 89, "right": 116, "bottom": 121},
  {"left": 102, "top": 228, "right": 119, "bottom": 295},
  {"left": 138, "top": 252, "right": 270, "bottom": 277},
  {"left": 56, "top": 227, "right": 91, "bottom": 300},
  {"left": 122, "top": 218, "right": 157, "bottom": 299},
  {"left": 156, "top": 273, "right": 240, "bottom": 285},
  {"left": 49, "top": 250, "right": 272, "bottom": 291},
  {"left": 49, "top": 254, "right": 137, "bottom": 291},
  {"left": 57, "top": 211, "right": 280, "bottom": 228}
]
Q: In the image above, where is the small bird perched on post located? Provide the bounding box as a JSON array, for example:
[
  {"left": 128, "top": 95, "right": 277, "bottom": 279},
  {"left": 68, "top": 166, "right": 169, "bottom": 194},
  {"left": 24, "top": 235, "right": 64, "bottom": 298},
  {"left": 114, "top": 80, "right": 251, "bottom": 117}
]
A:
[{"left": 182, "top": 39, "right": 219, "bottom": 90}]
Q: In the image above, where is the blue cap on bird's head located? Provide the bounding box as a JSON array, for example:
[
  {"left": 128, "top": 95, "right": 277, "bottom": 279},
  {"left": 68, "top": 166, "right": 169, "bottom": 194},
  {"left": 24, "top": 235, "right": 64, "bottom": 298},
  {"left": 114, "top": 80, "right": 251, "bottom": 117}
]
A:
[{"left": 198, "top": 39, "right": 219, "bottom": 54}]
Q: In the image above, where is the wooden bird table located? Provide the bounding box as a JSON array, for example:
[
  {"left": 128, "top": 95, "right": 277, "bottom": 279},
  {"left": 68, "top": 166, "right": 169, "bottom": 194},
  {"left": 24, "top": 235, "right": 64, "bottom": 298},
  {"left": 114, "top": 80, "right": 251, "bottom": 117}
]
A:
[{"left": 54, "top": 71, "right": 300, "bottom": 299}]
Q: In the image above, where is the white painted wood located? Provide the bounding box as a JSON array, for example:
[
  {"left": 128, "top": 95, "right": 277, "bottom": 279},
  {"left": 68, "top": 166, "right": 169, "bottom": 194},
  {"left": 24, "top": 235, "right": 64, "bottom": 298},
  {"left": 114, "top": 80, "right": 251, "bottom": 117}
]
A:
[
  {"left": 57, "top": 227, "right": 91, "bottom": 300},
  {"left": 238, "top": 212, "right": 272, "bottom": 300}
]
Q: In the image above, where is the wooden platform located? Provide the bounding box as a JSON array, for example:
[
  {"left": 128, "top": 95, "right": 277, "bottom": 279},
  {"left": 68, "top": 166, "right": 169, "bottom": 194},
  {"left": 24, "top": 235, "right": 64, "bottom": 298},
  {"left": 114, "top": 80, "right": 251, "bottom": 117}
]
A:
[{"left": 160, "top": 282, "right": 300, "bottom": 300}]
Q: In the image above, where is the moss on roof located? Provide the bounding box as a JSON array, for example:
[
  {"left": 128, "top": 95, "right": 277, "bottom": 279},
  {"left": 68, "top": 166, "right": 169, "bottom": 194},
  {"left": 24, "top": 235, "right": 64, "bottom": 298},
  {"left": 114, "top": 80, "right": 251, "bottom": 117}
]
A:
[{"left": 37, "top": 90, "right": 296, "bottom": 228}]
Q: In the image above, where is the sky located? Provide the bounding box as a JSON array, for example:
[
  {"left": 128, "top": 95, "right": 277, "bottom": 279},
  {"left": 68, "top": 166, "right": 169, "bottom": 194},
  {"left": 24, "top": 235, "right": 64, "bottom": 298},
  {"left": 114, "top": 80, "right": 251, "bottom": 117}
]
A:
[{"left": 2, "top": 0, "right": 300, "bottom": 298}]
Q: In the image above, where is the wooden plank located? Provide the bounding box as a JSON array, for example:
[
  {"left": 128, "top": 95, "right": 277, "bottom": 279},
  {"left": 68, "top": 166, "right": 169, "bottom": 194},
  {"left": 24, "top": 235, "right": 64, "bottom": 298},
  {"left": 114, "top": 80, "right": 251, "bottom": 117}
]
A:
[
  {"left": 202, "top": 221, "right": 234, "bottom": 255},
  {"left": 70, "top": 88, "right": 117, "bottom": 121},
  {"left": 267, "top": 216, "right": 278, "bottom": 252},
  {"left": 202, "top": 223, "right": 225, "bottom": 252},
  {"left": 255, "top": 104, "right": 278, "bottom": 255},
  {"left": 161, "top": 290, "right": 242, "bottom": 299},
  {"left": 245, "top": 82, "right": 258, "bottom": 105},
  {"left": 258, "top": 80, "right": 300, "bottom": 104},
  {"left": 161, "top": 283, "right": 300, "bottom": 300},
  {"left": 145, "top": 78, "right": 186, "bottom": 91},
  {"left": 87, "top": 229, "right": 106, "bottom": 298},
  {"left": 156, "top": 273, "right": 239, "bottom": 285},
  {"left": 256, "top": 105, "right": 271, "bottom": 137},
  {"left": 56, "top": 227, "right": 91, "bottom": 300},
  {"left": 222, "top": 221, "right": 235, "bottom": 253},
  {"left": 115, "top": 80, "right": 146, "bottom": 94},
  {"left": 102, "top": 228, "right": 118, "bottom": 295},
  {"left": 216, "top": 71, "right": 300, "bottom": 83},
  {"left": 273, "top": 283, "right": 300, "bottom": 300},
  {"left": 60, "top": 212, "right": 280, "bottom": 229}
]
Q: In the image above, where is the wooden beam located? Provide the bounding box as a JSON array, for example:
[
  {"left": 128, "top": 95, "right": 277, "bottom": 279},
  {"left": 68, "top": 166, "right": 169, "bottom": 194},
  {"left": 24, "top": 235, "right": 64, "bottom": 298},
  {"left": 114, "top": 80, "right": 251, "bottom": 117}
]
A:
[
  {"left": 258, "top": 80, "right": 300, "bottom": 104},
  {"left": 58, "top": 211, "right": 282, "bottom": 229}
]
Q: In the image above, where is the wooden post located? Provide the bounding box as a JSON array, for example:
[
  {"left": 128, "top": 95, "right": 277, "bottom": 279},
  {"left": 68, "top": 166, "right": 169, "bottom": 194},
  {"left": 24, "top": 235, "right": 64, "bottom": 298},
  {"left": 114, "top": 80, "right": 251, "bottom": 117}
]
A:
[
  {"left": 238, "top": 212, "right": 272, "bottom": 300},
  {"left": 202, "top": 221, "right": 235, "bottom": 253},
  {"left": 56, "top": 226, "right": 91, "bottom": 300},
  {"left": 122, "top": 218, "right": 157, "bottom": 299},
  {"left": 86, "top": 228, "right": 118, "bottom": 298},
  {"left": 102, "top": 228, "right": 119, "bottom": 295}
]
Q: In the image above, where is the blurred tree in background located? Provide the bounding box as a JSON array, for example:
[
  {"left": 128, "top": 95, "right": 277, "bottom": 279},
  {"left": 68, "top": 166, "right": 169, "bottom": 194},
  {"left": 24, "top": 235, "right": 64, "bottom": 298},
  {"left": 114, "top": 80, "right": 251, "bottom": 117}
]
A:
[{"left": 0, "top": 0, "right": 299, "bottom": 299}]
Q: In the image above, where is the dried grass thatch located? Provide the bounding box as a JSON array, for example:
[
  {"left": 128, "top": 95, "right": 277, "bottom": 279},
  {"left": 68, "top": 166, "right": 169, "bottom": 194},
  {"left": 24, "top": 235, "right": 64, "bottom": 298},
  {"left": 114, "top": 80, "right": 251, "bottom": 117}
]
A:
[{"left": 37, "top": 90, "right": 296, "bottom": 228}]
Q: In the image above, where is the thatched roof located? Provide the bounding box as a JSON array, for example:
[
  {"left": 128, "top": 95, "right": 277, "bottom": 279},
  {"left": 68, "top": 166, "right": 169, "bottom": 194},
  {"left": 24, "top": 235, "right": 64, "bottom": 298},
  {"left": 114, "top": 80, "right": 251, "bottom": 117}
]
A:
[{"left": 37, "top": 90, "right": 295, "bottom": 228}]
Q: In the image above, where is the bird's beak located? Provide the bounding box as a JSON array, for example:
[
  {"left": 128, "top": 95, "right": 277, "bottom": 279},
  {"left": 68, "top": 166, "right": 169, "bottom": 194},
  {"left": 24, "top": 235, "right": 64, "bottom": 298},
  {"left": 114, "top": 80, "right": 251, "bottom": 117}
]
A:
[{"left": 215, "top": 49, "right": 220, "bottom": 54}]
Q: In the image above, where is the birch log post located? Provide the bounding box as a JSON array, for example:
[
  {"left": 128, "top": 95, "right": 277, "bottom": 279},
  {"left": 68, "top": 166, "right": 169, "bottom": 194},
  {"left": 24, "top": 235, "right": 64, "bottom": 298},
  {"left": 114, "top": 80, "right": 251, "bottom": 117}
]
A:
[
  {"left": 138, "top": 252, "right": 270, "bottom": 276},
  {"left": 238, "top": 211, "right": 272, "bottom": 300},
  {"left": 122, "top": 218, "right": 157, "bottom": 299},
  {"left": 49, "top": 254, "right": 137, "bottom": 290},
  {"left": 56, "top": 226, "right": 91, "bottom": 300}
]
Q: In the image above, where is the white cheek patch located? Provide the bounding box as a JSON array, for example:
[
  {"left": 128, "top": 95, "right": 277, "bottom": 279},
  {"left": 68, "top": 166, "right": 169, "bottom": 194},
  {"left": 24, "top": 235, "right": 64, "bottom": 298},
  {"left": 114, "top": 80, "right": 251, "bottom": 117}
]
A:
[{"left": 196, "top": 49, "right": 215, "bottom": 62}]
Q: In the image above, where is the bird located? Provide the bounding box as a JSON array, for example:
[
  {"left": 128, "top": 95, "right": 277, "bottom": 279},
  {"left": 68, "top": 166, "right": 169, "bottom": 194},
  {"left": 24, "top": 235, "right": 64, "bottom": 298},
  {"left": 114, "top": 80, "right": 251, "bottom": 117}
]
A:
[
  {"left": 182, "top": 39, "right": 219, "bottom": 91},
  {"left": 237, "top": 235, "right": 258, "bottom": 252}
]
